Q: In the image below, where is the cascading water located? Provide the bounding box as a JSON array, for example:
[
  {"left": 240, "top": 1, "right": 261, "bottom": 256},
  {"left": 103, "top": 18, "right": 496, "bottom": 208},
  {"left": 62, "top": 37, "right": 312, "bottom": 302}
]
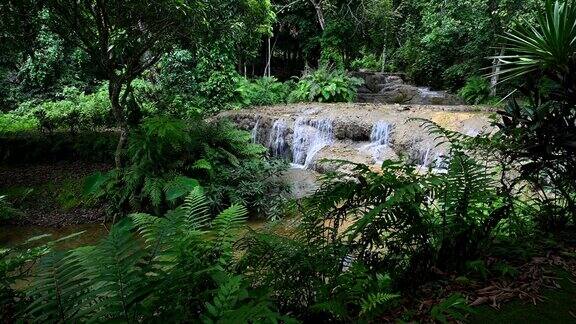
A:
[
  {"left": 370, "top": 121, "right": 392, "bottom": 145},
  {"left": 417, "top": 87, "right": 444, "bottom": 98},
  {"left": 250, "top": 118, "right": 260, "bottom": 144},
  {"left": 268, "top": 119, "right": 289, "bottom": 158},
  {"left": 291, "top": 117, "right": 334, "bottom": 169},
  {"left": 360, "top": 121, "right": 393, "bottom": 163},
  {"left": 420, "top": 146, "right": 432, "bottom": 167},
  {"left": 417, "top": 145, "right": 449, "bottom": 172}
]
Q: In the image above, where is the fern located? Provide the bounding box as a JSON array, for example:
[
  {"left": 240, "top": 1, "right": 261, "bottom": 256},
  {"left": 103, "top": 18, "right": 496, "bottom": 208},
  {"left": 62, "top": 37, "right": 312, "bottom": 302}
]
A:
[
  {"left": 430, "top": 294, "right": 474, "bottom": 324},
  {"left": 24, "top": 251, "right": 88, "bottom": 322},
  {"left": 360, "top": 292, "right": 399, "bottom": 316},
  {"left": 21, "top": 192, "right": 273, "bottom": 322},
  {"left": 78, "top": 221, "right": 148, "bottom": 322},
  {"left": 212, "top": 204, "right": 248, "bottom": 266},
  {"left": 203, "top": 274, "right": 243, "bottom": 320}
]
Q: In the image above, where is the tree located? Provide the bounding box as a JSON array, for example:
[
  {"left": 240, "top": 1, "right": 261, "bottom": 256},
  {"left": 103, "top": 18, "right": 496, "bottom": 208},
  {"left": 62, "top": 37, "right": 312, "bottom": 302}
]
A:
[
  {"left": 41, "top": 1, "right": 192, "bottom": 167},
  {"left": 43, "top": 0, "right": 273, "bottom": 167}
]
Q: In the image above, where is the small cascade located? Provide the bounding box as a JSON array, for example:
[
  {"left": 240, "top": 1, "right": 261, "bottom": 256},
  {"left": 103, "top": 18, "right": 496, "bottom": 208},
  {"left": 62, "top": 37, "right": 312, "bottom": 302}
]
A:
[
  {"left": 360, "top": 121, "right": 393, "bottom": 164},
  {"left": 417, "top": 87, "right": 445, "bottom": 98},
  {"left": 370, "top": 121, "right": 392, "bottom": 145},
  {"left": 417, "top": 145, "right": 449, "bottom": 172},
  {"left": 420, "top": 146, "right": 432, "bottom": 167},
  {"left": 268, "top": 119, "right": 289, "bottom": 158},
  {"left": 250, "top": 118, "right": 260, "bottom": 144},
  {"left": 292, "top": 117, "right": 334, "bottom": 169}
]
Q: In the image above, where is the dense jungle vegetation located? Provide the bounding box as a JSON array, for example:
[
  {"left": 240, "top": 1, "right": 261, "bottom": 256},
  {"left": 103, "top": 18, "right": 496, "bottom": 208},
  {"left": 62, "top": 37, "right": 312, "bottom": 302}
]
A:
[{"left": 1, "top": 0, "right": 575, "bottom": 322}]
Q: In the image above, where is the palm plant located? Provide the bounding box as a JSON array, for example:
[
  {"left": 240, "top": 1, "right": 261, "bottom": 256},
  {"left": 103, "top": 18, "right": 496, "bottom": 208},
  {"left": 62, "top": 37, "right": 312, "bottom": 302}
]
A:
[
  {"left": 491, "top": 0, "right": 576, "bottom": 103},
  {"left": 489, "top": 0, "right": 576, "bottom": 228}
]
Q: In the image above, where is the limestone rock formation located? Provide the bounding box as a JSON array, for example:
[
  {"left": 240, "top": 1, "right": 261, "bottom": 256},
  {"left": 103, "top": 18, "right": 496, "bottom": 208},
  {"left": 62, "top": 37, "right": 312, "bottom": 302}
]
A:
[{"left": 352, "top": 72, "right": 464, "bottom": 105}]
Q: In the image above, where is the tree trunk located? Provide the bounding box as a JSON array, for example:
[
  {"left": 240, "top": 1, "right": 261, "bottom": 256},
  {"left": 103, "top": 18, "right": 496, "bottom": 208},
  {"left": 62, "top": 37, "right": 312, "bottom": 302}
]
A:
[
  {"left": 310, "top": 0, "right": 325, "bottom": 30},
  {"left": 109, "top": 79, "right": 128, "bottom": 168},
  {"left": 490, "top": 46, "right": 505, "bottom": 96},
  {"left": 381, "top": 45, "right": 387, "bottom": 73}
]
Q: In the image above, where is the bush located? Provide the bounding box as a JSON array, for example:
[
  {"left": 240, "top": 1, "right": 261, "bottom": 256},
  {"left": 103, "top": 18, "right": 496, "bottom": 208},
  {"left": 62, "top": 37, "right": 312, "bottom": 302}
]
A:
[
  {"left": 207, "top": 158, "right": 290, "bottom": 220},
  {"left": 4, "top": 83, "right": 113, "bottom": 134},
  {"left": 288, "top": 67, "right": 363, "bottom": 103},
  {"left": 0, "top": 113, "right": 38, "bottom": 134},
  {"left": 235, "top": 76, "right": 293, "bottom": 107},
  {"left": 458, "top": 76, "right": 492, "bottom": 104},
  {"left": 350, "top": 52, "right": 382, "bottom": 72},
  {"left": 84, "top": 117, "right": 289, "bottom": 219}
]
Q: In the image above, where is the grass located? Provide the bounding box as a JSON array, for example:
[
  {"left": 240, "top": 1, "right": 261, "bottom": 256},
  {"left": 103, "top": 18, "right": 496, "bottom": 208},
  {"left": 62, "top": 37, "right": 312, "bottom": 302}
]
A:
[{"left": 469, "top": 269, "right": 576, "bottom": 323}]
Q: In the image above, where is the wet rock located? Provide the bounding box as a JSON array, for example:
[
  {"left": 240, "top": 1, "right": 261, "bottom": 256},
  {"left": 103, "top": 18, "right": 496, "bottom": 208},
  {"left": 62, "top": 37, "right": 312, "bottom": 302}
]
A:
[
  {"left": 379, "top": 83, "right": 421, "bottom": 104},
  {"left": 353, "top": 72, "right": 464, "bottom": 105},
  {"left": 220, "top": 103, "right": 494, "bottom": 174},
  {"left": 334, "top": 119, "right": 371, "bottom": 141}
]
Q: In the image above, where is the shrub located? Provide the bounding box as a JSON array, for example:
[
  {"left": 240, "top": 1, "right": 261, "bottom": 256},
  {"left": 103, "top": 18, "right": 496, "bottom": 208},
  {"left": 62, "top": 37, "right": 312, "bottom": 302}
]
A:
[
  {"left": 490, "top": 0, "right": 576, "bottom": 229},
  {"left": 458, "top": 76, "right": 491, "bottom": 104},
  {"left": 84, "top": 117, "right": 289, "bottom": 219},
  {"left": 207, "top": 158, "right": 290, "bottom": 220},
  {"left": 288, "top": 67, "right": 363, "bottom": 103},
  {"left": 235, "top": 76, "right": 293, "bottom": 107},
  {"left": 350, "top": 52, "right": 382, "bottom": 71},
  {"left": 0, "top": 113, "right": 38, "bottom": 134}
]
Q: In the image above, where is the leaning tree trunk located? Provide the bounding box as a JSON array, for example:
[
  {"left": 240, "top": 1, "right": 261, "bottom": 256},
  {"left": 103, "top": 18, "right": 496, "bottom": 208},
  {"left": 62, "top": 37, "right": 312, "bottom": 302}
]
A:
[
  {"left": 310, "top": 0, "right": 325, "bottom": 30},
  {"left": 109, "top": 78, "right": 129, "bottom": 168}
]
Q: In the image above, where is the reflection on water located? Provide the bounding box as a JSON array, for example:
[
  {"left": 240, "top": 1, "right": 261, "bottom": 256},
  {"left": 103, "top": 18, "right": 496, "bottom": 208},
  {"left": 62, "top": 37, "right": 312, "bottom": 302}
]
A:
[{"left": 0, "top": 223, "right": 109, "bottom": 250}]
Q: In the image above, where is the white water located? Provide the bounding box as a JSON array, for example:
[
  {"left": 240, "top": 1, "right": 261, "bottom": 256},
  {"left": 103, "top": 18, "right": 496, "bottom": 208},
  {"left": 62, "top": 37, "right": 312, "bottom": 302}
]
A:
[
  {"left": 370, "top": 121, "right": 392, "bottom": 145},
  {"left": 417, "top": 145, "right": 449, "bottom": 173},
  {"left": 250, "top": 118, "right": 260, "bottom": 143},
  {"left": 291, "top": 117, "right": 334, "bottom": 169},
  {"left": 268, "top": 119, "right": 289, "bottom": 158},
  {"left": 420, "top": 146, "right": 432, "bottom": 167},
  {"left": 417, "top": 87, "right": 445, "bottom": 98},
  {"left": 360, "top": 121, "right": 393, "bottom": 164}
]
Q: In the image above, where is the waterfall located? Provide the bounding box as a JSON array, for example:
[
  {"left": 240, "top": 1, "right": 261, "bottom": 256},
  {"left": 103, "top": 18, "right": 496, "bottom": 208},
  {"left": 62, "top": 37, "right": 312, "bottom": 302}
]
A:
[
  {"left": 292, "top": 117, "right": 334, "bottom": 169},
  {"left": 361, "top": 121, "right": 392, "bottom": 163},
  {"left": 417, "top": 87, "right": 444, "bottom": 98},
  {"left": 420, "top": 146, "right": 432, "bottom": 167},
  {"left": 370, "top": 121, "right": 391, "bottom": 145},
  {"left": 250, "top": 118, "right": 260, "bottom": 144},
  {"left": 268, "top": 119, "right": 289, "bottom": 158},
  {"left": 417, "top": 145, "right": 449, "bottom": 172}
]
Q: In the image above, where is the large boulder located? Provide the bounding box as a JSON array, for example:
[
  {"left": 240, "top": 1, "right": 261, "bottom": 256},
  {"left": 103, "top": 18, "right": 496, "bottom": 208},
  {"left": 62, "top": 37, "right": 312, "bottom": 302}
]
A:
[{"left": 333, "top": 119, "right": 371, "bottom": 141}]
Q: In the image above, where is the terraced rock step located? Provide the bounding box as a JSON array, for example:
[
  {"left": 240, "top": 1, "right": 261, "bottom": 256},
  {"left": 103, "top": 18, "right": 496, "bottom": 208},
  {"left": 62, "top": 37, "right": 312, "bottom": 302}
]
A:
[
  {"left": 220, "top": 103, "right": 494, "bottom": 173},
  {"left": 352, "top": 72, "right": 464, "bottom": 105}
]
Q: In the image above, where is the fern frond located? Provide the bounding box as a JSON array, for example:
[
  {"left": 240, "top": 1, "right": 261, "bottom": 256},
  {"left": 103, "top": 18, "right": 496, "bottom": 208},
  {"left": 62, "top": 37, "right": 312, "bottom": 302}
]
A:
[
  {"left": 77, "top": 221, "right": 149, "bottom": 322},
  {"left": 360, "top": 292, "right": 399, "bottom": 316},
  {"left": 24, "top": 251, "right": 89, "bottom": 322},
  {"left": 211, "top": 204, "right": 248, "bottom": 265},
  {"left": 163, "top": 175, "right": 200, "bottom": 202},
  {"left": 181, "top": 188, "right": 211, "bottom": 230},
  {"left": 142, "top": 176, "right": 165, "bottom": 208},
  {"left": 409, "top": 118, "right": 474, "bottom": 148}
]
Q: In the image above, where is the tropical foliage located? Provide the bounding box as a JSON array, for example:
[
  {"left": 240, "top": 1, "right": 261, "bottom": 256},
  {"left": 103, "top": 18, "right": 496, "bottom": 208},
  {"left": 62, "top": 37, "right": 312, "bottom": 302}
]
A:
[
  {"left": 288, "top": 67, "right": 363, "bottom": 103},
  {"left": 1, "top": 0, "right": 576, "bottom": 323},
  {"left": 22, "top": 190, "right": 289, "bottom": 322},
  {"left": 84, "top": 117, "right": 289, "bottom": 219}
]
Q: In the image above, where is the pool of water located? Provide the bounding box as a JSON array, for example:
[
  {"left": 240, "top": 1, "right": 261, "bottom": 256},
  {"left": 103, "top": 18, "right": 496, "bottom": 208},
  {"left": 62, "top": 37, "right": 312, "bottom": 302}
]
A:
[{"left": 0, "top": 223, "right": 109, "bottom": 250}]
